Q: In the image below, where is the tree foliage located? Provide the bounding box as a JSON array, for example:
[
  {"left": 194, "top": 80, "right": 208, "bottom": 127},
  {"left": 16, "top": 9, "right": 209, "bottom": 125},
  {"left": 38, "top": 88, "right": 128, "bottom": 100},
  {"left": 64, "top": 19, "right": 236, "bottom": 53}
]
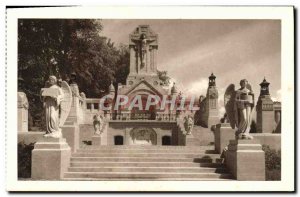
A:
[
  {"left": 18, "top": 19, "right": 170, "bottom": 128},
  {"left": 262, "top": 145, "right": 281, "bottom": 180},
  {"left": 18, "top": 19, "right": 129, "bottom": 126}
]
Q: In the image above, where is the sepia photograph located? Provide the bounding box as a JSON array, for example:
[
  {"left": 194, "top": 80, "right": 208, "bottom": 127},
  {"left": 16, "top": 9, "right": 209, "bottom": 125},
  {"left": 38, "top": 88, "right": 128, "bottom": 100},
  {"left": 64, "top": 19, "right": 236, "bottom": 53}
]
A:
[{"left": 6, "top": 6, "right": 294, "bottom": 191}]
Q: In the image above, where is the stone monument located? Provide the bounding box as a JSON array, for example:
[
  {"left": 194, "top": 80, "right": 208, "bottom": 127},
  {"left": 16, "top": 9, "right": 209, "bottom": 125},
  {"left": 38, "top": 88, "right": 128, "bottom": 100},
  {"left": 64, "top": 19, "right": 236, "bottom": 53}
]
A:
[
  {"left": 32, "top": 75, "right": 72, "bottom": 180},
  {"left": 196, "top": 73, "right": 219, "bottom": 129},
  {"left": 256, "top": 78, "right": 275, "bottom": 133},
  {"left": 222, "top": 79, "right": 265, "bottom": 180},
  {"left": 225, "top": 140, "right": 265, "bottom": 180}
]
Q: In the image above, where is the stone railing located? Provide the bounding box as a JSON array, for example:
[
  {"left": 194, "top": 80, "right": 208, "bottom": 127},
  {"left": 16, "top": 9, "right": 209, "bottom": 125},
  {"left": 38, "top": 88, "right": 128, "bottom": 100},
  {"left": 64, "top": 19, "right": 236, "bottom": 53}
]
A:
[
  {"left": 85, "top": 98, "right": 102, "bottom": 112},
  {"left": 83, "top": 98, "right": 102, "bottom": 124},
  {"left": 82, "top": 98, "right": 180, "bottom": 123},
  {"left": 109, "top": 112, "right": 178, "bottom": 122}
]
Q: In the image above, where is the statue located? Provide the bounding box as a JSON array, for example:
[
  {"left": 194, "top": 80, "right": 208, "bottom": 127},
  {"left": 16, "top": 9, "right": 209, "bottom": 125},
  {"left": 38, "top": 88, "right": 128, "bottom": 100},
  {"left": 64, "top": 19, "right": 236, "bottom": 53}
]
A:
[
  {"left": 41, "top": 76, "right": 72, "bottom": 138},
  {"left": 184, "top": 115, "right": 194, "bottom": 135},
  {"left": 224, "top": 79, "right": 255, "bottom": 140},
  {"left": 136, "top": 33, "right": 154, "bottom": 66},
  {"left": 93, "top": 114, "right": 104, "bottom": 136}
]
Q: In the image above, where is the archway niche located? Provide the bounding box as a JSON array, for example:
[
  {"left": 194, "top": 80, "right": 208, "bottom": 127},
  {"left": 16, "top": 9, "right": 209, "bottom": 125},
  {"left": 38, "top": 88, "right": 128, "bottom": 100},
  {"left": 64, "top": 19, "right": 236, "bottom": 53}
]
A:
[{"left": 130, "top": 128, "right": 157, "bottom": 145}]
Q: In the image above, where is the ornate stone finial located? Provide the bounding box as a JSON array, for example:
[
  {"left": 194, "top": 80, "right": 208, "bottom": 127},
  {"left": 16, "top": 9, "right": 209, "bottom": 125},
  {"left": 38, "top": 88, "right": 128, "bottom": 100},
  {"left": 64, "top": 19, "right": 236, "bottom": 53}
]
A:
[
  {"left": 259, "top": 77, "right": 270, "bottom": 96},
  {"left": 171, "top": 82, "right": 178, "bottom": 95},
  {"left": 209, "top": 73, "right": 216, "bottom": 87},
  {"left": 109, "top": 81, "right": 115, "bottom": 94}
]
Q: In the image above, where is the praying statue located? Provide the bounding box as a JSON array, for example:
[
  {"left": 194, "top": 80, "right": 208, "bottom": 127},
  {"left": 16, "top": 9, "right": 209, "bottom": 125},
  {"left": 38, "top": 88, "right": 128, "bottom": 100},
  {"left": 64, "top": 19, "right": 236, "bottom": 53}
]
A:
[
  {"left": 41, "top": 75, "right": 72, "bottom": 138},
  {"left": 184, "top": 115, "right": 194, "bottom": 135},
  {"left": 93, "top": 114, "right": 104, "bottom": 136},
  {"left": 224, "top": 79, "right": 255, "bottom": 139}
]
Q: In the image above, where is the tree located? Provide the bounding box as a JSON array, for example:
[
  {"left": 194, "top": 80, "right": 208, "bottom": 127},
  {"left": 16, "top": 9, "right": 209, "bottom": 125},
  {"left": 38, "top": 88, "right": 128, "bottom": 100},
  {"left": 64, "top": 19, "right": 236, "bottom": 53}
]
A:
[{"left": 18, "top": 19, "right": 129, "bottom": 127}]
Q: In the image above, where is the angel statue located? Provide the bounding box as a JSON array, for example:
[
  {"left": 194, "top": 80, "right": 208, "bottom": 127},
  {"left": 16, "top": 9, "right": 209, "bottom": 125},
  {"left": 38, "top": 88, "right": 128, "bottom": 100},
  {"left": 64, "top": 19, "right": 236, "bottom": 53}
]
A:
[
  {"left": 93, "top": 114, "right": 104, "bottom": 136},
  {"left": 184, "top": 115, "right": 194, "bottom": 135},
  {"left": 224, "top": 79, "right": 255, "bottom": 140},
  {"left": 41, "top": 75, "right": 72, "bottom": 138}
]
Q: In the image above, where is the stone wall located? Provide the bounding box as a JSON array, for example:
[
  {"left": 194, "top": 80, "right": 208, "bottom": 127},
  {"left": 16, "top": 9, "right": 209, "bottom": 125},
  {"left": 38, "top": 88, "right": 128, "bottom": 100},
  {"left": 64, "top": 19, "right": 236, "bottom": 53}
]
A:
[
  {"left": 107, "top": 121, "right": 178, "bottom": 146},
  {"left": 18, "top": 132, "right": 44, "bottom": 145},
  {"left": 252, "top": 133, "right": 281, "bottom": 151}
]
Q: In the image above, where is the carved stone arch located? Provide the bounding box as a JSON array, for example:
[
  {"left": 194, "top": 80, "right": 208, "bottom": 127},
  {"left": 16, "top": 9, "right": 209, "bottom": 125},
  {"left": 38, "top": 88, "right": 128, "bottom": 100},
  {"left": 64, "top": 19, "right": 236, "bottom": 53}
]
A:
[{"left": 129, "top": 127, "right": 157, "bottom": 145}]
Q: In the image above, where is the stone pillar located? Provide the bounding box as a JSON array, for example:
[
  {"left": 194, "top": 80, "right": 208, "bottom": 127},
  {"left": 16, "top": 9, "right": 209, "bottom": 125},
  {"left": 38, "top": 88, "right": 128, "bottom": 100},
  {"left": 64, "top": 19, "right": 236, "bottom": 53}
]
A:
[
  {"left": 129, "top": 47, "right": 136, "bottom": 75},
  {"left": 31, "top": 137, "right": 71, "bottom": 180},
  {"left": 153, "top": 48, "right": 157, "bottom": 72},
  {"left": 68, "top": 83, "right": 83, "bottom": 124},
  {"left": 146, "top": 46, "right": 150, "bottom": 73},
  {"left": 184, "top": 134, "right": 199, "bottom": 146},
  {"left": 61, "top": 124, "right": 79, "bottom": 153},
  {"left": 18, "top": 92, "right": 28, "bottom": 132},
  {"left": 214, "top": 123, "right": 235, "bottom": 154},
  {"left": 225, "top": 140, "right": 265, "bottom": 180}
]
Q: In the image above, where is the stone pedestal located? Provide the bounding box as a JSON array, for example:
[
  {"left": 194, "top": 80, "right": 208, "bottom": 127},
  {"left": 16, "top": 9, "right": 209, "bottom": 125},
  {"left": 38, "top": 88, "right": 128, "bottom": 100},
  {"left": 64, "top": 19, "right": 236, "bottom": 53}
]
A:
[
  {"left": 214, "top": 123, "right": 235, "bottom": 154},
  {"left": 61, "top": 124, "right": 79, "bottom": 153},
  {"left": 31, "top": 137, "right": 71, "bottom": 180},
  {"left": 225, "top": 140, "right": 265, "bottom": 181},
  {"left": 92, "top": 135, "right": 102, "bottom": 146},
  {"left": 184, "top": 134, "right": 199, "bottom": 146}
]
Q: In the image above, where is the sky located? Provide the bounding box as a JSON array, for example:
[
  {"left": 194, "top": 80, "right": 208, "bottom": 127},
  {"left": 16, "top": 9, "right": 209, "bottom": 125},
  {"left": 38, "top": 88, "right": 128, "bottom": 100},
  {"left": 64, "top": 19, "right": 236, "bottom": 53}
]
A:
[{"left": 100, "top": 19, "right": 281, "bottom": 118}]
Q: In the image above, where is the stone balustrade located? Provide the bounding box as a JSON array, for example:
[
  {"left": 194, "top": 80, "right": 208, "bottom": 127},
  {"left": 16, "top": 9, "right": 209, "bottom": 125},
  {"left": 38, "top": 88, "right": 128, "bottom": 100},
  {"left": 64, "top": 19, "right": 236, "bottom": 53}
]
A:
[{"left": 109, "top": 112, "right": 178, "bottom": 121}]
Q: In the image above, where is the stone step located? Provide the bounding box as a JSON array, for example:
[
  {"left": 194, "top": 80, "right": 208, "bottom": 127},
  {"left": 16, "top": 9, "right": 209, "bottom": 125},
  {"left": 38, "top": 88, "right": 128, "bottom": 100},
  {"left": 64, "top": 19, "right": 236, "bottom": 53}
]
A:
[
  {"left": 70, "top": 161, "right": 225, "bottom": 168},
  {"left": 78, "top": 145, "right": 214, "bottom": 151},
  {"left": 67, "top": 166, "right": 228, "bottom": 173},
  {"left": 76, "top": 149, "right": 217, "bottom": 154},
  {"left": 64, "top": 172, "right": 234, "bottom": 179},
  {"left": 72, "top": 153, "right": 220, "bottom": 158},
  {"left": 70, "top": 157, "right": 217, "bottom": 163},
  {"left": 62, "top": 177, "right": 234, "bottom": 181}
]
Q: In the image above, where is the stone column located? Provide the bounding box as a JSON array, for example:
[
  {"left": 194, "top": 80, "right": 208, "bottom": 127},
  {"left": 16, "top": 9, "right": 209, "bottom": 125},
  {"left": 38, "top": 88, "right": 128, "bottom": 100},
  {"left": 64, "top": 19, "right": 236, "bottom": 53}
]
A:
[
  {"left": 68, "top": 83, "right": 81, "bottom": 123},
  {"left": 146, "top": 46, "right": 151, "bottom": 73},
  {"left": 153, "top": 48, "right": 157, "bottom": 72},
  {"left": 214, "top": 123, "right": 235, "bottom": 154},
  {"left": 31, "top": 137, "right": 71, "bottom": 180},
  {"left": 18, "top": 92, "right": 28, "bottom": 132},
  {"left": 225, "top": 140, "right": 265, "bottom": 180},
  {"left": 61, "top": 124, "right": 79, "bottom": 153},
  {"left": 129, "top": 47, "right": 136, "bottom": 74}
]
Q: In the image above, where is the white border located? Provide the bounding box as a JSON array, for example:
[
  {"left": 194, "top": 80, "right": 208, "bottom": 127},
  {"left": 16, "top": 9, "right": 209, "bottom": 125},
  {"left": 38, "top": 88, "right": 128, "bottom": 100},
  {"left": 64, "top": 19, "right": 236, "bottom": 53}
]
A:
[{"left": 6, "top": 6, "right": 294, "bottom": 191}]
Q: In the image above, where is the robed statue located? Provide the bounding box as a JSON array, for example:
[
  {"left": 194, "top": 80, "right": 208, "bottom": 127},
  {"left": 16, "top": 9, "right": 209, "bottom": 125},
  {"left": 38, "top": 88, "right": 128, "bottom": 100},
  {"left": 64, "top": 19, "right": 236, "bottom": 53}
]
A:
[
  {"left": 224, "top": 79, "right": 255, "bottom": 140},
  {"left": 41, "top": 75, "right": 72, "bottom": 138},
  {"left": 184, "top": 115, "right": 194, "bottom": 135},
  {"left": 93, "top": 114, "right": 104, "bottom": 136}
]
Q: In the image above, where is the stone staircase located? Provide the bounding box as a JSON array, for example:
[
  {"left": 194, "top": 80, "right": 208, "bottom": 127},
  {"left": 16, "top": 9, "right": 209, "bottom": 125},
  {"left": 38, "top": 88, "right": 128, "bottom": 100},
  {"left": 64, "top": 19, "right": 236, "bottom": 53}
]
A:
[{"left": 63, "top": 145, "right": 234, "bottom": 180}]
